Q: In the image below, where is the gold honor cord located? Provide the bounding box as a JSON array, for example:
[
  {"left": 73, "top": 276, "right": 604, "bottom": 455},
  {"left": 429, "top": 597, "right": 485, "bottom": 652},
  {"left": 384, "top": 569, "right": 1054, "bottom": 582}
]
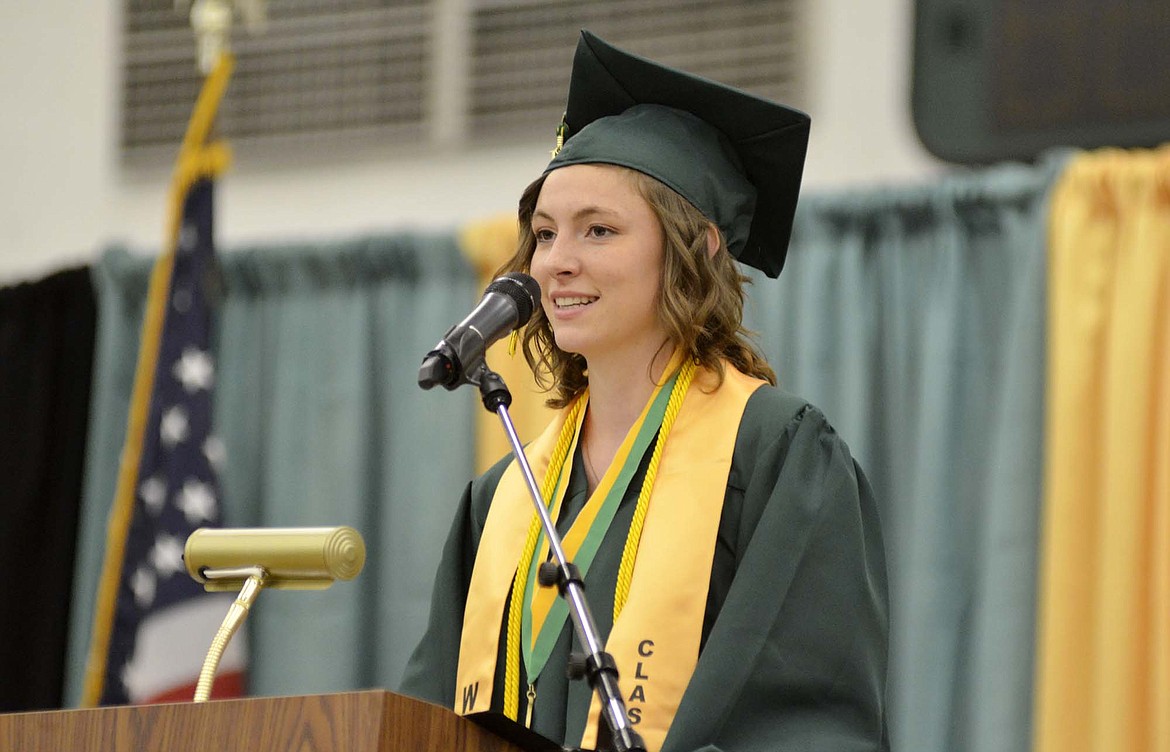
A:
[
  {"left": 613, "top": 360, "right": 696, "bottom": 621},
  {"left": 457, "top": 361, "right": 761, "bottom": 750},
  {"left": 503, "top": 396, "right": 586, "bottom": 721},
  {"left": 502, "top": 358, "right": 696, "bottom": 724},
  {"left": 521, "top": 364, "right": 681, "bottom": 689}
]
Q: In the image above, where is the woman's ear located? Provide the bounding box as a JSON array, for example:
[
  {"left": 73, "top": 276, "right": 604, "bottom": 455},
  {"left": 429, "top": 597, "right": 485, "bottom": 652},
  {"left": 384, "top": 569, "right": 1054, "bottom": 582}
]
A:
[{"left": 705, "top": 224, "right": 721, "bottom": 259}]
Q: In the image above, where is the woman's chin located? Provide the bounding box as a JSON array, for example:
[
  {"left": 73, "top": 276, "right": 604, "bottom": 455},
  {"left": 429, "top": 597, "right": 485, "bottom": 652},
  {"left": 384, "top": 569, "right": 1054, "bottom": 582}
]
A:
[
  {"left": 553, "top": 340, "right": 587, "bottom": 357},
  {"left": 552, "top": 333, "right": 592, "bottom": 360}
]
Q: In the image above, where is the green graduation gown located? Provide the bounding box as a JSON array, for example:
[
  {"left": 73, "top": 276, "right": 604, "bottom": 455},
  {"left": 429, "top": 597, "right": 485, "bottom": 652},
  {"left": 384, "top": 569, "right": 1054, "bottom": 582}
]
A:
[{"left": 401, "top": 385, "right": 890, "bottom": 751}]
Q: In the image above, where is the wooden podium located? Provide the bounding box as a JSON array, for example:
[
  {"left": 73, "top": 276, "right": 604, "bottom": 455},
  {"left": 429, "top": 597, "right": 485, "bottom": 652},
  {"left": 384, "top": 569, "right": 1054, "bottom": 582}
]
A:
[{"left": 0, "top": 690, "right": 534, "bottom": 752}]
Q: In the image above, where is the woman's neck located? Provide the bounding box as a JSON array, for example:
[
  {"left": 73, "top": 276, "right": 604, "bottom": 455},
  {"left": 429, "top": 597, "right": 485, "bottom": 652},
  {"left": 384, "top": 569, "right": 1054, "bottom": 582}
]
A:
[{"left": 580, "top": 341, "right": 674, "bottom": 463}]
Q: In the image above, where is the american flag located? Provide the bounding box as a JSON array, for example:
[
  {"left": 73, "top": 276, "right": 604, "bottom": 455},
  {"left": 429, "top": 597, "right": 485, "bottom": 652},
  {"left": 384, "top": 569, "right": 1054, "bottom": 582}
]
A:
[
  {"left": 83, "top": 54, "right": 244, "bottom": 706},
  {"left": 96, "top": 177, "right": 244, "bottom": 704}
]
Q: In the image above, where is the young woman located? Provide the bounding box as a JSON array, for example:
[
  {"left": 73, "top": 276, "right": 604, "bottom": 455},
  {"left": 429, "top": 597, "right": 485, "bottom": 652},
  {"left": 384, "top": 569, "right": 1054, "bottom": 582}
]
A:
[{"left": 403, "top": 31, "right": 889, "bottom": 752}]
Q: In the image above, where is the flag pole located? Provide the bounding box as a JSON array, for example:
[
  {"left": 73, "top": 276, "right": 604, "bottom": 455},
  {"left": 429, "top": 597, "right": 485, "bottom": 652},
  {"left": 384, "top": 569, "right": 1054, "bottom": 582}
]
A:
[{"left": 80, "top": 52, "right": 234, "bottom": 708}]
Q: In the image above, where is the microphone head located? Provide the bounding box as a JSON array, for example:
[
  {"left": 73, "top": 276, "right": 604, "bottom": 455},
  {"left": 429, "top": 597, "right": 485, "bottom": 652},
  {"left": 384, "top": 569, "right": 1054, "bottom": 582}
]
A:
[{"left": 486, "top": 272, "right": 541, "bottom": 329}]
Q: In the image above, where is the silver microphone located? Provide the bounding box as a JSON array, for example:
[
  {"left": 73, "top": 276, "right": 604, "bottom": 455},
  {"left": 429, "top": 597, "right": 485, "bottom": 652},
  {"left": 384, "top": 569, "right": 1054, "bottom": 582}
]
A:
[{"left": 418, "top": 272, "right": 541, "bottom": 390}]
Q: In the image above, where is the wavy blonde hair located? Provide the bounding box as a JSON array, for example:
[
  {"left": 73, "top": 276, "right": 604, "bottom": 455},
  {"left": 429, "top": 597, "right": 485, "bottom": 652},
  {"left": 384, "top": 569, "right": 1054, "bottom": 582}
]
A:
[{"left": 498, "top": 167, "right": 775, "bottom": 408}]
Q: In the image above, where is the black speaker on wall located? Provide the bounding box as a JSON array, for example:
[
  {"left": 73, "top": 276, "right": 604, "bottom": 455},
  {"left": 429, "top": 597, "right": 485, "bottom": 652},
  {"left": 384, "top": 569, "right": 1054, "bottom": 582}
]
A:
[{"left": 913, "top": 0, "right": 1170, "bottom": 164}]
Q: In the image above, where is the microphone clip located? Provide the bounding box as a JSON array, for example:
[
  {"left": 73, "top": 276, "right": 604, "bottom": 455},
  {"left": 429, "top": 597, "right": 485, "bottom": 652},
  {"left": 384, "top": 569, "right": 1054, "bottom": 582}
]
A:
[
  {"left": 418, "top": 324, "right": 487, "bottom": 391},
  {"left": 473, "top": 363, "right": 513, "bottom": 412}
]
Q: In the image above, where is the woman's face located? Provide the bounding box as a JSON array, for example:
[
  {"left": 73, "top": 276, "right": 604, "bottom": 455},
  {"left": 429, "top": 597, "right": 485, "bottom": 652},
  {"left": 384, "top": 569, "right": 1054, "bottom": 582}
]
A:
[{"left": 530, "top": 164, "right": 668, "bottom": 365}]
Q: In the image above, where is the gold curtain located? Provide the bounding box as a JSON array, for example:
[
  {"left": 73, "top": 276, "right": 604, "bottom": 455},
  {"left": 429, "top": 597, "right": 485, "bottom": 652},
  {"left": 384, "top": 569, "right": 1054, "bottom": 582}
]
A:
[
  {"left": 459, "top": 215, "right": 556, "bottom": 473},
  {"left": 1034, "top": 146, "right": 1170, "bottom": 752}
]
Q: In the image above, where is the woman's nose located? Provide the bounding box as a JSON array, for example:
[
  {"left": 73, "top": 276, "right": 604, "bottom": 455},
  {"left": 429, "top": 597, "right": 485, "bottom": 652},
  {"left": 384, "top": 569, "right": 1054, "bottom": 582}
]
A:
[{"left": 541, "top": 235, "right": 580, "bottom": 275}]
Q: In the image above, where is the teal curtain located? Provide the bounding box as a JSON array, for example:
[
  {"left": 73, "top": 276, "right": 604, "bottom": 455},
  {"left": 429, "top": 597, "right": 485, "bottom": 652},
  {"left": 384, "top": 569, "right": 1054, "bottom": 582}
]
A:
[
  {"left": 744, "top": 157, "right": 1066, "bottom": 752},
  {"left": 66, "top": 235, "right": 479, "bottom": 704}
]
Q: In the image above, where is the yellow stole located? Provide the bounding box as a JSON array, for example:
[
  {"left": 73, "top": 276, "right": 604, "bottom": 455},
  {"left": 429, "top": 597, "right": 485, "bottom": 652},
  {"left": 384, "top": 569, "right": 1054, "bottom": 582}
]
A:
[{"left": 455, "top": 364, "right": 764, "bottom": 752}]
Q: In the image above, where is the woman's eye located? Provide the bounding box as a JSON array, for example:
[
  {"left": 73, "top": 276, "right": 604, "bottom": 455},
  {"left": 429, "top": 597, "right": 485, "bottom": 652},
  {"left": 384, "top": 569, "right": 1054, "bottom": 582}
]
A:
[
  {"left": 534, "top": 228, "right": 555, "bottom": 242},
  {"left": 587, "top": 225, "right": 614, "bottom": 238}
]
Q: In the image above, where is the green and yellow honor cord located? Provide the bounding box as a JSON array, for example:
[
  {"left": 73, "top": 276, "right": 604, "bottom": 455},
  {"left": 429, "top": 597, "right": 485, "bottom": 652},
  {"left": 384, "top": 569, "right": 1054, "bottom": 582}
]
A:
[{"left": 501, "top": 357, "right": 697, "bottom": 724}]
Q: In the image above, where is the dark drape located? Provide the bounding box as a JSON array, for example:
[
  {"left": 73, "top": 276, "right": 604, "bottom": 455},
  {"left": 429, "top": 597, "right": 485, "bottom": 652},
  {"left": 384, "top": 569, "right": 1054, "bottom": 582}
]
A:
[{"left": 0, "top": 267, "right": 97, "bottom": 711}]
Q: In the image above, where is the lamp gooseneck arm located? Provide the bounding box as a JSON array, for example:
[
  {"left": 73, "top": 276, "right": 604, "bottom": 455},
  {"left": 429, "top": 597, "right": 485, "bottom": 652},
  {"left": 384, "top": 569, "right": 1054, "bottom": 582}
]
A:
[{"left": 193, "top": 566, "right": 267, "bottom": 703}]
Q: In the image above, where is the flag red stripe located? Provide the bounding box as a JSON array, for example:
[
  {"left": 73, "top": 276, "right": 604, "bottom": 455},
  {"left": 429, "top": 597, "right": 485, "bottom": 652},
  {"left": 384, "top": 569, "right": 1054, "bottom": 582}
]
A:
[{"left": 140, "top": 669, "right": 245, "bottom": 705}]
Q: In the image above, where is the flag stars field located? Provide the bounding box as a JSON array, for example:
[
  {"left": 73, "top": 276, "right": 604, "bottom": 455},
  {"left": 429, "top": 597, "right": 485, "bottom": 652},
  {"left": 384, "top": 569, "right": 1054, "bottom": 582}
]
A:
[
  {"left": 138, "top": 475, "right": 167, "bottom": 515},
  {"left": 172, "top": 288, "right": 193, "bottom": 313},
  {"left": 178, "top": 223, "right": 198, "bottom": 252},
  {"left": 131, "top": 567, "right": 157, "bottom": 608},
  {"left": 177, "top": 479, "right": 217, "bottom": 524},
  {"left": 159, "top": 406, "right": 190, "bottom": 447},
  {"left": 172, "top": 347, "right": 214, "bottom": 392},
  {"left": 148, "top": 534, "right": 185, "bottom": 579}
]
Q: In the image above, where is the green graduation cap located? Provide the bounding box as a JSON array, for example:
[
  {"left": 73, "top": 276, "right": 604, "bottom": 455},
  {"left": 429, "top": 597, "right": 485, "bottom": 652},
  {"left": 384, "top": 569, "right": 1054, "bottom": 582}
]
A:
[{"left": 545, "top": 30, "right": 811, "bottom": 278}]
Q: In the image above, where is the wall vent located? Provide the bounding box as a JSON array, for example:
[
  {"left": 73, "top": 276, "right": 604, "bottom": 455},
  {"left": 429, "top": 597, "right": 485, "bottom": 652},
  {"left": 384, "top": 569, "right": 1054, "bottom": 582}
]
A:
[{"left": 121, "top": 0, "right": 801, "bottom": 158}]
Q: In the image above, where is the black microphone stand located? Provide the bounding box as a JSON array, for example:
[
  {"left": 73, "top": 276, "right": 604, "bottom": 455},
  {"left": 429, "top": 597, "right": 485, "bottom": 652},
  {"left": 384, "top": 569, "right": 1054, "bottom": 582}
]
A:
[{"left": 469, "top": 362, "right": 647, "bottom": 752}]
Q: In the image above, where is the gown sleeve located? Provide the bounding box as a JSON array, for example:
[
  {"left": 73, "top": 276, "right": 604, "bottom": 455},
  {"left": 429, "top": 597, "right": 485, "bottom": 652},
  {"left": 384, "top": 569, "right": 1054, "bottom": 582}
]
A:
[{"left": 663, "top": 391, "right": 890, "bottom": 752}]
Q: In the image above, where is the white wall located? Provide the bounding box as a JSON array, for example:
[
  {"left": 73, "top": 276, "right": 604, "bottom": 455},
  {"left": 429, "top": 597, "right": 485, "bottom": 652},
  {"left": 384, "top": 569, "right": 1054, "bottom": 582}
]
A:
[{"left": 0, "top": 1, "right": 942, "bottom": 284}]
